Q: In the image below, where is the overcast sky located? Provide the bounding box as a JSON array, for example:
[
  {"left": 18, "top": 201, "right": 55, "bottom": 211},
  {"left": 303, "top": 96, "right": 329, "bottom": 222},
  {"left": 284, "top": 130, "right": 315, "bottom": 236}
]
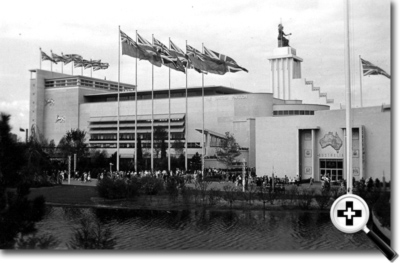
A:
[{"left": 0, "top": 0, "right": 392, "bottom": 137}]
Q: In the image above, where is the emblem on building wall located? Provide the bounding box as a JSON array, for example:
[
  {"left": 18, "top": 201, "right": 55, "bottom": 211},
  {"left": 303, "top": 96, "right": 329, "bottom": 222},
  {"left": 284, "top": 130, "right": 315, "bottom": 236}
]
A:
[
  {"left": 55, "top": 115, "right": 66, "bottom": 123},
  {"left": 45, "top": 98, "right": 55, "bottom": 107},
  {"left": 319, "top": 132, "right": 343, "bottom": 153}
]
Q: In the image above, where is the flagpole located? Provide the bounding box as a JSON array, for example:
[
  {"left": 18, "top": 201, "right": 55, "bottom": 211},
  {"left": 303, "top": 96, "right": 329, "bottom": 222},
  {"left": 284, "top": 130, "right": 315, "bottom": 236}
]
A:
[
  {"left": 39, "top": 47, "right": 42, "bottom": 69},
  {"left": 185, "top": 40, "right": 188, "bottom": 172},
  {"left": 201, "top": 43, "right": 205, "bottom": 177},
  {"left": 344, "top": 0, "right": 352, "bottom": 193},
  {"left": 151, "top": 34, "right": 154, "bottom": 173},
  {"left": 168, "top": 37, "right": 171, "bottom": 172},
  {"left": 117, "top": 25, "right": 121, "bottom": 172},
  {"left": 72, "top": 60, "right": 74, "bottom": 75},
  {"left": 135, "top": 30, "right": 138, "bottom": 173},
  {"left": 359, "top": 55, "right": 363, "bottom": 108}
]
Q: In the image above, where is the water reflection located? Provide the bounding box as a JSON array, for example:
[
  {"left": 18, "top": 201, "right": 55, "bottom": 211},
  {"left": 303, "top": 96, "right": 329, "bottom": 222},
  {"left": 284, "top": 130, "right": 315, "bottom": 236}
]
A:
[{"left": 34, "top": 206, "right": 376, "bottom": 250}]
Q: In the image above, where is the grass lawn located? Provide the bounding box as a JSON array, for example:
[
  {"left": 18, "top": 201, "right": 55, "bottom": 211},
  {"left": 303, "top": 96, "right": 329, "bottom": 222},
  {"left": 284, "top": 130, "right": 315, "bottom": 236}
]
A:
[{"left": 29, "top": 185, "right": 99, "bottom": 205}]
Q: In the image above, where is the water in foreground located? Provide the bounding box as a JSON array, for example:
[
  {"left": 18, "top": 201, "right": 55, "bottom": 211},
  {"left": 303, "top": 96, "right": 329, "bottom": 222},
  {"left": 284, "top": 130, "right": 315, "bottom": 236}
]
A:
[{"left": 35, "top": 206, "right": 376, "bottom": 250}]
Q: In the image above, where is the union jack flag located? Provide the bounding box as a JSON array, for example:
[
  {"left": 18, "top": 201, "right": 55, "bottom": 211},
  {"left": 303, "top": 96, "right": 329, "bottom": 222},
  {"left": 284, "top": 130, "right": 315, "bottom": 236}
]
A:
[
  {"left": 74, "top": 60, "right": 84, "bottom": 68},
  {"left": 61, "top": 53, "right": 73, "bottom": 65},
  {"left": 41, "top": 50, "right": 57, "bottom": 64},
  {"left": 186, "top": 45, "right": 204, "bottom": 61},
  {"left": 120, "top": 30, "right": 136, "bottom": 46},
  {"left": 169, "top": 40, "right": 190, "bottom": 68},
  {"left": 361, "top": 58, "right": 390, "bottom": 79},
  {"left": 51, "top": 51, "right": 65, "bottom": 63},
  {"left": 136, "top": 33, "right": 161, "bottom": 67},
  {"left": 91, "top": 59, "right": 101, "bottom": 67},
  {"left": 153, "top": 37, "right": 169, "bottom": 53},
  {"left": 137, "top": 33, "right": 157, "bottom": 53},
  {"left": 152, "top": 37, "right": 183, "bottom": 72},
  {"left": 204, "top": 46, "right": 248, "bottom": 73},
  {"left": 93, "top": 62, "right": 109, "bottom": 71},
  {"left": 83, "top": 59, "right": 93, "bottom": 69}
]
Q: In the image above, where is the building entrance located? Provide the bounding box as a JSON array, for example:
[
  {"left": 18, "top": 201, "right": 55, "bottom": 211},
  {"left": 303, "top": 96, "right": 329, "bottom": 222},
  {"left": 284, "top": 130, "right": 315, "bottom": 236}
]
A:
[{"left": 319, "top": 159, "right": 343, "bottom": 181}]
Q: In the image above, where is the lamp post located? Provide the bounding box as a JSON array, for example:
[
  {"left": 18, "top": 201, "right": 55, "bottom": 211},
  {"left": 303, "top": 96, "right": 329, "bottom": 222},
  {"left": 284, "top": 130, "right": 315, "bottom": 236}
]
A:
[
  {"left": 19, "top": 128, "right": 28, "bottom": 143},
  {"left": 110, "top": 163, "right": 114, "bottom": 174}
]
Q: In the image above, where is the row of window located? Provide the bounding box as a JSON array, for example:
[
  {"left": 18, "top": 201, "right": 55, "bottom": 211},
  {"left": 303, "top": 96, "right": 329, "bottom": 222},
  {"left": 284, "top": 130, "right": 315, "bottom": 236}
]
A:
[
  {"left": 44, "top": 79, "right": 132, "bottom": 91},
  {"left": 90, "top": 133, "right": 185, "bottom": 141},
  {"left": 273, "top": 110, "right": 315, "bottom": 116},
  {"left": 90, "top": 142, "right": 201, "bottom": 149},
  {"left": 90, "top": 119, "right": 184, "bottom": 125}
]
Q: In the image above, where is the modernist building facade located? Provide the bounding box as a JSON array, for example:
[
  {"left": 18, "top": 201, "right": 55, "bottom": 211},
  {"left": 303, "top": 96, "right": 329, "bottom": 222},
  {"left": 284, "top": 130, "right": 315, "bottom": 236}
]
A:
[{"left": 28, "top": 45, "right": 390, "bottom": 181}]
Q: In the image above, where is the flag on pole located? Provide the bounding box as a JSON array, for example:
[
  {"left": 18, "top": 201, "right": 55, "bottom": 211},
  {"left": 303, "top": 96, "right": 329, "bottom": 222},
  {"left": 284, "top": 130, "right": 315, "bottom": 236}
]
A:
[
  {"left": 63, "top": 54, "right": 83, "bottom": 64},
  {"left": 153, "top": 37, "right": 185, "bottom": 73},
  {"left": 120, "top": 30, "right": 146, "bottom": 59},
  {"left": 361, "top": 58, "right": 390, "bottom": 79},
  {"left": 74, "top": 59, "right": 84, "bottom": 68},
  {"left": 51, "top": 51, "right": 66, "bottom": 63},
  {"left": 137, "top": 33, "right": 162, "bottom": 67},
  {"left": 83, "top": 59, "right": 93, "bottom": 69},
  {"left": 91, "top": 59, "right": 101, "bottom": 67},
  {"left": 187, "top": 45, "right": 225, "bottom": 75},
  {"left": 204, "top": 46, "right": 248, "bottom": 73},
  {"left": 41, "top": 50, "right": 57, "bottom": 64},
  {"left": 61, "top": 53, "right": 73, "bottom": 65},
  {"left": 93, "top": 62, "right": 109, "bottom": 71},
  {"left": 169, "top": 40, "right": 189, "bottom": 66}
]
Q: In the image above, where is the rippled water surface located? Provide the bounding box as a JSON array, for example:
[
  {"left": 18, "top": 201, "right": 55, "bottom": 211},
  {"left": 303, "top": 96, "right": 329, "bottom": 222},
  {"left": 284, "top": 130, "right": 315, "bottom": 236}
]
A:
[{"left": 35, "top": 206, "right": 376, "bottom": 250}]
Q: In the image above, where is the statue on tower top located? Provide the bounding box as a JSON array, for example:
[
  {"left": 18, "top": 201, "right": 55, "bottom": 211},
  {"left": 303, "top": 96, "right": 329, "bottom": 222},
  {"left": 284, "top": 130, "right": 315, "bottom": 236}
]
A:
[{"left": 278, "top": 23, "right": 292, "bottom": 47}]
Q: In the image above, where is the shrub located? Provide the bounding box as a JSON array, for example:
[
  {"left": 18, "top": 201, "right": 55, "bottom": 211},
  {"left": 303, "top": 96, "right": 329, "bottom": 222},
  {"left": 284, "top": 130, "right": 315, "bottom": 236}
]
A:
[
  {"left": 286, "top": 185, "right": 299, "bottom": 205},
  {"left": 373, "top": 192, "right": 391, "bottom": 229},
  {"left": 223, "top": 185, "right": 238, "bottom": 209},
  {"left": 374, "top": 178, "right": 381, "bottom": 189},
  {"left": 97, "top": 177, "right": 127, "bottom": 199},
  {"left": 257, "top": 186, "right": 269, "bottom": 210},
  {"left": 297, "top": 188, "right": 316, "bottom": 210},
  {"left": 314, "top": 189, "right": 331, "bottom": 210},
  {"left": 166, "top": 176, "right": 180, "bottom": 202},
  {"left": 126, "top": 177, "right": 141, "bottom": 198},
  {"left": 140, "top": 176, "right": 164, "bottom": 195},
  {"left": 15, "top": 234, "right": 60, "bottom": 249},
  {"left": 180, "top": 185, "right": 192, "bottom": 205},
  {"left": 68, "top": 218, "right": 117, "bottom": 249},
  {"left": 195, "top": 181, "right": 210, "bottom": 204},
  {"left": 207, "top": 188, "right": 221, "bottom": 207}
]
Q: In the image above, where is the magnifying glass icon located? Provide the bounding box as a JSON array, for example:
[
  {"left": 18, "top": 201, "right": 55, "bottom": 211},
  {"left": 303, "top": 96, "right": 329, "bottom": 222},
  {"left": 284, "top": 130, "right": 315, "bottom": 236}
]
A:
[{"left": 330, "top": 193, "right": 398, "bottom": 261}]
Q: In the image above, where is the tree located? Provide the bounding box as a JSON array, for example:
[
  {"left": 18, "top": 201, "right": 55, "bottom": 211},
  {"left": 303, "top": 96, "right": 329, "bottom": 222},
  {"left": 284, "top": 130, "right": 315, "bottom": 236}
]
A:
[
  {"left": 190, "top": 152, "right": 202, "bottom": 171},
  {"left": 215, "top": 132, "right": 241, "bottom": 168},
  {"left": 58, "top": 129, "right": 88, "bottom": 167},
  {"left": 137, "top": 135, "right": 143, "bottom": 164},
  {"left": 153, "top": 127, "right": 168, "bottom": 159},
  {"left": 0, "top": 113, "right": 46, "bottom": 248},
  {"left": 171, "top": 139, "right": 185, "bottom": 156},
  {"left": 0, "top": 113, "right": 26, "bottom": 186}
]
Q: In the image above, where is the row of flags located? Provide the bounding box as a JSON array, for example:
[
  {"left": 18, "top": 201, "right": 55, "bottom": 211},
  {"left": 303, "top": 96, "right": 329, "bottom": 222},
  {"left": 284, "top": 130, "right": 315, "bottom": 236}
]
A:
[
  {"left": 361, "top": 58, "right": 390, "bottom": 79},
  {"left": 120, "top": 30, "right": 248, "bottom": 75},
  {"left": 40, "top": 50, "right": 109, "bottom": 71}
]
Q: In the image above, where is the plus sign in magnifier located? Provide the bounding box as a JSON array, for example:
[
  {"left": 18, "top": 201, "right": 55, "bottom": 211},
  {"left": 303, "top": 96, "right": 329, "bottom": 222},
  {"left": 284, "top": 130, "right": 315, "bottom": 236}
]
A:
[{"left": 331, "top": 194, "right": 398, "bottom": 261}]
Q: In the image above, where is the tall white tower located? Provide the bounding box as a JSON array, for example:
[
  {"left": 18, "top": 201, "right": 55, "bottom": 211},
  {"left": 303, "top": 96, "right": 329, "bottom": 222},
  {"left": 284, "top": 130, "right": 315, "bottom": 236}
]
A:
[{"left": 267, "top": 46, "right": 303, "bottom": 100}]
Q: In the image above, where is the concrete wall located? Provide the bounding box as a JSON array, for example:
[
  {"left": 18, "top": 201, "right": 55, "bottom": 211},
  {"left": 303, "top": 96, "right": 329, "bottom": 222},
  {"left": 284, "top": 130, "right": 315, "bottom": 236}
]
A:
[
  {"left": 77, "top": 93, "right": 274, "bottom": 160},
  {"left": 30, "top": 70, "right": 70, "bottom": 138},
  {"left": 256, "top": 106, "right": 391, "bottom": 181}
]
